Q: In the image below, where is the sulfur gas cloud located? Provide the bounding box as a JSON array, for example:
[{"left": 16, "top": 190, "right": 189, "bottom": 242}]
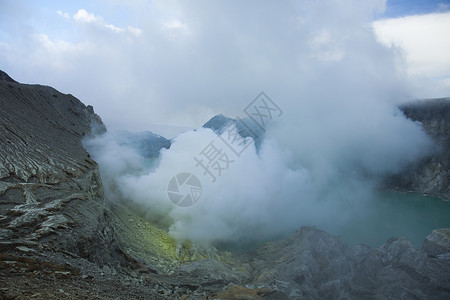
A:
[{"left": 84, "top": 0, "right": 434, "bottom": 248}]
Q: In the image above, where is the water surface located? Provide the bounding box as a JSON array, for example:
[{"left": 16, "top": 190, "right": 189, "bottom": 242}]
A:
[{"left": 333, "top": 191, "right": 450, "bottom": 248}]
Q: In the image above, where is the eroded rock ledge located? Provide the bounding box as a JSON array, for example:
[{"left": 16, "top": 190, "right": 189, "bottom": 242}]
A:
[{"left": 0, "top": 71, "right": 113, "bottom": 253}]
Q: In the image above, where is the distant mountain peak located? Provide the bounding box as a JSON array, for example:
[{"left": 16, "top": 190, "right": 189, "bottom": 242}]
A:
[
  {"left": 202, "top": 114, "right": 234, "bottom": 134},
  {"left": 0, "top": 70, "right": 17, "bottom": 83},
  {"left": 202, "top": 113, "right": 265, "bottom": 150}
]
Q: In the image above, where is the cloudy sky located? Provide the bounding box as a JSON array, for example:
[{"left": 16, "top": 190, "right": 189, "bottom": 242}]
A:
[{"left": 0, "top": 0, "right": 449, "bottom": 132}]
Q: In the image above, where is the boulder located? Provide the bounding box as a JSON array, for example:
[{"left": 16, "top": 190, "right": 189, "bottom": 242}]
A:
[{"left": 422, "top": 228, "right": 450, "bottom": 257}]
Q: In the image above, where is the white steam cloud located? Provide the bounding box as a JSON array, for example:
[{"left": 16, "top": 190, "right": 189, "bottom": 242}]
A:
[
  {"left": 84, "top": 106, "right": 431, "bottom": 247},
  {"left": 83, "top": 0, "right": 434, "bottom": 247}
]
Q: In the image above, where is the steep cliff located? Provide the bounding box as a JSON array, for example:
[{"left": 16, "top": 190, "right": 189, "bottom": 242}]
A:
[
  {"left": 386, "top": 98, "right": 450, "bottom": 199},
  {"left": 0, "top": 71, "right": 167, "bottom": 299},
  {"left": 0, "top": 70, "right": 117, "bottom": 261}
]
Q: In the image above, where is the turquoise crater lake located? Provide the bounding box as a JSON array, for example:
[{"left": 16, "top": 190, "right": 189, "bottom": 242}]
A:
[{"left": 334, "top": 191, "right": 450, "bottom": 248}]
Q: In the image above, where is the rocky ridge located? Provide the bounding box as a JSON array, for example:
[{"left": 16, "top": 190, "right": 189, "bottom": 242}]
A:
[
  {"left": 0, "top": 71, "right": 166, "bottom": 298},
  {"left": 202, "top": 113, "right": 265, "bottom": 150},
  {"left": 0, "top": 71, "right": 449, "bottom": 299}
]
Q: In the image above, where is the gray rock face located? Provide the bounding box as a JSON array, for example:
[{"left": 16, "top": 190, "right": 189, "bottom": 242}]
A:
[
  {"left": 162, "top": 226, "right": 450, "bottom": 299},
  {"left": 202, "top": 113, "right": 235, "bottom": 134},
  {"left": 105, "top": 130, "right": 171, "bottom": 158},
  {"left": 0, "top": 73, "right": 119, "bottom": 265},
  {"left": 0, "top": 70, "right": 16, "bottom": 83},
  {"left": 386, "top": 98, "right": 450, "bottom": 199},
  {"left": 247, "top": 227, "right": 450, "bottom": 299},
  {"left": 203, "top": 113, "right": 265, "bottom": 150},
  {"left": 0, "top": 72, "right": 172, "bottom": 299},
  {"left": 422, "top": 228, "right": 450, "bottom": 257}
]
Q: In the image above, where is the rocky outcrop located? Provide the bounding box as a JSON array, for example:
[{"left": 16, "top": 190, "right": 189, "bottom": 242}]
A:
[
  {"left": 246, "top": 227, "right": 450, "bottom": 299},
  {"left": 386, "top": 98, "right": 450, "bottom": 199},
  {"left": 0, "top": 71, "right": 119, "bottom": 263},
  {"left": 148, "top": 226, "right": 450, "bottom": 299},
  {"left": 422, "top": 228, "right": 450, "bottom": 257},
  {"left": 0, "top": 71, "right": 180, "bottom": 299},
  {"left": 203, "top": 113, "right": 265, "bottom": 150},
  {"left": 104, "top": 130, "right": 171, "bottom": 158},
  {"left": 0, "top": 70, "right": 16, "bottom": 83}
]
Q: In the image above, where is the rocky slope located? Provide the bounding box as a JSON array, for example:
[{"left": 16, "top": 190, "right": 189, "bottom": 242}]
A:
[
  {"left": 1, "top": 71, "right": 449, "bottom": 299},
  {"left": 250, "top": 227, "right": 450, "bottom": 299},
  {"left": 107, "top": 130, "right": 171, "bottom": 158},
  {"left": 0, "top": 70, "right": 115, "bottom": 262},
  {"left": 203, "top": 113, "right": 265, "bottom": 150},
  {"left": 0, "top": 71, "right": 167, "bottom": 299},
  {"left": 385, "top": 98, "right": 450, "bottom": 199}
]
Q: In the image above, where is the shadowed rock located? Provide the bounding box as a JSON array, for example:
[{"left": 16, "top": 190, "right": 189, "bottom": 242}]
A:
[
  {"left": 0, "top": 71, "right": 172, "bottom": 299},
  {"left": 422, "top": 228, "right": 450, "bottom": 257},
  {"left": 203, "top": 113, "right": 265, "bottom": 150},
  {"left": 0, "top": 70, "right": 16, "bottom": 83},
  {"left": 386, "top": 98, "right": 450, "bottom": 199},
  {"left": 247, "top": 227, "right": 450, "bottom": 299},
  {"left": 0, "top": 71, "right": 129, "bottom": 266}
]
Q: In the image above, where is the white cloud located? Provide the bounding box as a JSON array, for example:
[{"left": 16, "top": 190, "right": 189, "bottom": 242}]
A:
[
  {"left": 74, "top": 0, "right": 435, "bottom": 247},
  {"left": 163, "top": 19, "right": 187, "bottom": 30},
  {"left": 33, "top": 33, "right": 79, "bottom": 51},
  {"left": 1, "top": 0, "right": 448, "bottom": 130},
  {"left": 309, "top": 30, "right": 345, "bottom": 62},
  {"left": 73, "top": 9, "right": 142, "bottom": 36},
  {"left": 56, "top": 10, "right": 70, "bottom": 19},
  {"left": 373, "top": 12, "right": 450, "bottom": 97},
  {"left": 74, "top": 9, "right": 100, "bottom": 23},
  {"left": 30, "top": 34, "right": 91, "bottom": 71},
  {"left": 127, "top": 26, "right": 142, "bottom": 37}
]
